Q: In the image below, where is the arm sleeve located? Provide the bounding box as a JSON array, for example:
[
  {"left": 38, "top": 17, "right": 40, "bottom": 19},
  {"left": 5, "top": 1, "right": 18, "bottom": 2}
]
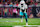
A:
[{"left": 25, "top": 4, "right": 28, "bottom": 9}]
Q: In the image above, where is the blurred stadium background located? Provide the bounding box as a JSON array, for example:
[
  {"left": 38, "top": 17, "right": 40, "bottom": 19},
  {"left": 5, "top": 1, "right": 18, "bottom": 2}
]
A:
[{"left": 0, "top": 0, "right": 40, "bottom": 27}]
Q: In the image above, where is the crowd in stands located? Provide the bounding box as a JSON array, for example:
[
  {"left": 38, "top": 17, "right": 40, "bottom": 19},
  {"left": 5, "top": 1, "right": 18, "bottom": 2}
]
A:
[
  {"left": 0, "top": 0, "right": 40, "bottom": 6},
  {"left": 0, "top": 0, "right": 40, "bottom": 18}
]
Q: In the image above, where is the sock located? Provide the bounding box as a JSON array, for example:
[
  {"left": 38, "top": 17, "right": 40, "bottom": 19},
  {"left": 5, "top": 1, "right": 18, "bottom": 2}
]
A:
[
  {"left": 20, "top": 16, "right": 22, "bottom": 19},
  {"left": 26, "top": 19, "right": 28, "bottom": 23}
]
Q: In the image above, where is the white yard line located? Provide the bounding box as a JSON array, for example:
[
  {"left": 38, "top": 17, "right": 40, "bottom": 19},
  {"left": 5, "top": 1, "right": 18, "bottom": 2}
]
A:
[
  {"left": 23, "top": 25, "right": 40, "bottom": 26},
  {"left": 0, "top": 21, "right": 19, "bottom": 22},
  {"left": 14, "top": 25, "right": 40, "bottom": 27},
  {"left": 14, "top": 26, "right": 23, "bottom": 27}
]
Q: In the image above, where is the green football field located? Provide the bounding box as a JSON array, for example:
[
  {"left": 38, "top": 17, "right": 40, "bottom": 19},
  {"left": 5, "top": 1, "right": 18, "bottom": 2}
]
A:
[{"left": 0, "top": 18, "right": 40, "bottom": 27}]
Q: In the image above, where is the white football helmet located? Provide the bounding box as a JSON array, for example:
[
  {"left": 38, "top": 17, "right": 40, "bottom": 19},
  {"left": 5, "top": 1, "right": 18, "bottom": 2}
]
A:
[
  {"left": 18, "top": 0, "right": 27, "bottom": 9},
  {"left": 20, "top": 0, "right": 25, "bottom": 4}
]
